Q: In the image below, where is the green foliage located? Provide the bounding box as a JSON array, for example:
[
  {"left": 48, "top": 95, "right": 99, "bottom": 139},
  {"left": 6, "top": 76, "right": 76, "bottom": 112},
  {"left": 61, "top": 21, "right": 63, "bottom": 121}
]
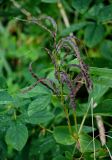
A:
[
  {"left": 41, "top": 0, "right": 57, "bottom": 3},
  {"left": 100, "top": 40, "right": 112, "bottom": 61},
  {"left": 94, "top": 99, "right": 112, "bottom": 116},
  {"left": 0, "top": 91, "right": 13, "bottom": 104},
  {"left": 84, "top": 23, "right": 105, "bottom": 48},
  {"left": 79, "top": 133, "right": 101, "bottom": 153},
  {"left": 0, "top": 0, "right": 112, "bottom": 159},
  {"left": 5, "top": 122, "right": 28, "bottom": 151},
  {"left": 98, "top": 4, "right": 112, "bottom": 22},
  {"left": 72, "top": 0, "right": 92, "bottom": 13},
  {"left": 53, "top": 126, "right": 75, "bottom": 145}
]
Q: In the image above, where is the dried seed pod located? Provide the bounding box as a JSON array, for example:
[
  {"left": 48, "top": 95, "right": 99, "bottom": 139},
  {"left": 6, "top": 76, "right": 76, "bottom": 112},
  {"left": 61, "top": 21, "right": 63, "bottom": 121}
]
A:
[
  {"left": 16, "top": 16, "right": 57, "bottom": 38},
  {"left": 19, "top": 15, "right": 93, "bottom": 111},
  {"left": 32, "top": 16, "right": 57, "bottom": 38},
  {"left": 56, "top": 35, "right": 93, "bottom": 92},
  {"left": 28, "top": 62, "right": 56, "bottom": 93},
  {"left": 45, "top": 48, "right": 57, "bottom": 69},
  {"left": 36, "top": 15, "right": 57, "bottom": 33},
  {"left": 29, "top": 62, "right": 39, "bottom": 80},
  {"left": 68, "top": 64, "right": 81, "bottom": 69},
  {"left": 60, "top": 71, "right": 78, "bottom": 109},
  {"left": 21, "top": 79, "right": 44, "bottom": 93},
  {"left": 69, "top": 91, "right": 76, "bottom": 110}
]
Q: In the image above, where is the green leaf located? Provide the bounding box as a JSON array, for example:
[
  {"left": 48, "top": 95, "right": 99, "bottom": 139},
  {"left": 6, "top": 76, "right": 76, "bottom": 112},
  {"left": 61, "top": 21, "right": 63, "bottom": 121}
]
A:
[
  {"left": 28, "top": 94, "right": 51, "bottom": 116},
  {"left": 41, "top": 0, "right": 57, "bottom": 3},
  {"left": 94, "top": 99, "right": 112, "bottom": 116},
  {"left": 72, "top": 0, "right": 92, "bottom": 13},
  {"left": 79, "top": 125, "right": 96, "bottom": 133},
  {"left": 90, "top": 67, "right": 112, "bottom": 88},
  {"left": 28, "top": 109, "right": 54, "bottom": 124},
  {"left": 71, "top": 66, "right": 112, "bottom": 79},
  {"left": 89, "top": 83, "right": 109, "bottom": 103},
  {"left": 84, "top": 3, "right": 104, "bottom": 20},
  {"left": 61, "top": 22, "right": 87, "bottom": 36},
  {"left": 65, "top": 151, "right": 73, "bottom": 160},
  {"left": 62, "top": 0, "right": 73, "bottom": 13},
  {"left": 5, "top": 123, "right": 28, "bottom": 151},
  {"left": 53, "top": 126, "right": 75, "bottom": 145},
  {"left": 0, "top": 104, "right": 9, "bottom": 115},
  {"left": 84, "top": 23, "right": 105, "bottom": 48},
  {"left": 90, "top": 67, "right": 112, "bottom": 79},
  {"left": 79, "top": 133, "right": 101, "bottom": 153},
  {"left": 53, "top": 125, "right": 96, "bottom": 146},
  {"left": 19, "top": 84, "right": 51, "bottom": 98},
  {"left": 0, "top": 77, "right": 7, "bottom": 89},
  {"left": 84, "top": 4, "right": 112, "bottom": 22},
  {"left": 92, "top": 76, "right": 112, "bottom": 88},
  {"left": 53, "top": 155, "right": 65, "bottom": 160},
  {"left": 30, "top": 135, "right": 56, "bottom": 155},
  {"left": 98, "top": 4, "right": 112, "bottom": 22},
  {"left": 100, "top": 40, "right": 112, "bottom": 61},
  {"left": 0, "top": 91, "right": 13, "bottom": 104},
  {"left": 0, "top": 115, "right": 11, "bottom": 130}
]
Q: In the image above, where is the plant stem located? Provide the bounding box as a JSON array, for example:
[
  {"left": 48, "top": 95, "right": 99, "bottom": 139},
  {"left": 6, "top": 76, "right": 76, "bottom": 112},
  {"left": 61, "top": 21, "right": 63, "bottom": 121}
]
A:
[
  {"left": 60, "top": 83, "right": 73, "bottom": 135},
  {"left": 57, "top": 0, "right": 77, "bottom": 140},
  {"left": 91, "top": 98, "right": 96, "bottom": 160},
  {"left": 73, "top": 111, "right": 78, "bottom": 133},
  {"left": 78, "top": 98, "right": 92, "bottom": 134}
]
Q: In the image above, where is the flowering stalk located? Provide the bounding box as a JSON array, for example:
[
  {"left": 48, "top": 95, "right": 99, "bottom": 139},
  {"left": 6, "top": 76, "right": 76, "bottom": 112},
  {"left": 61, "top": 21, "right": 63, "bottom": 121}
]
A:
[{"left": 19, "top": 15, "right": 93, "bottom": 138}]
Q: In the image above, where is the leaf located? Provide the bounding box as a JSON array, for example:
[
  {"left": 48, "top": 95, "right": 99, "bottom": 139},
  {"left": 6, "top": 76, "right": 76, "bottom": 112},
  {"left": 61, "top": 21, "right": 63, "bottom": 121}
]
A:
[
  {"left": 53, "top": 125, "right": 96, "bottom": 146},
  {"left": 98, "top": 4, "right": 112, "bottom": 22},
  {"left": 89, "top": 83, "right": 109, "bottom": 103},
  {"left": 0, "top": 115, "right": 11, "bottom": 131},
  {"left": 84, "top": 3, "right": 104, "bottom": 20},
  {"left": 28, "top": 109, "right": 54, "bottom": 124},
  {"left": 84, "top": 23, "right": 105, "bottom": 48},
  {"left": 0, "top": 77, "right": 7, "bottom": 89},
  {"left": 76, "top": 103, "right": 88, "bottom": 117},
  {"left": 90, "top": 67, "right": 112, "bottom": 79},
  {"left": 53, "top": 155, "right": 65, "bottom": 160},
  {"left": 65, "top": 151, "right": 73, "bottom": 160},
  {"left": 79, "top": 133, "right": 101, "bottom": 153},
  {"left": 92, "top": 76, "right": 112, "bottom": 88},
  {"left": 53, "top": 126, "right": 96, "bottom": 146},
  {"left": 0, "top": 104, "right": 9, "bottom": 115},
  {"left": 71, "top": 66, "right": 112, "bottom": 79},
  {"left": 0, "top": 91, "right": 13, "bottom": 104},
  {"left": 19, "top": 84, "right": 51, "bottom": 98},
  {"left": 72, "top": 0, "right": 92, "bottom": 13},
  {"left": 94, "top": 99, "right": 112, "bottom": 116},
  {"left": 61, "top": 22, "right": 87, "bottom": 36},
  {"left": 28, "top": 94, "right": 51, "bottom": 116},
  {"left": 30, "top": 135, "right": 56, "bottom": 157},
  {"left": 41, "top": 0, "right": 57, "bottom": 3},
  {"left": 79, "top": 125, "right": 96, "bottom": 133},
  {"left": 62, "top": 0, "right": 73, "bottom": 13},
  {"left": 53, "top": 126, "right": 75, "bottom": 145},
  {"left": 100, "top": 40, "right": 112, "bottom": 61},
  {"left": 90, "top": 67, "right": 112, "bottom": 88},
  {"left": 5, "top": 123, "right": 28, "bottom": 151},
  {"left": 84, "top": 4, "right": 112, "bottom": 22}
]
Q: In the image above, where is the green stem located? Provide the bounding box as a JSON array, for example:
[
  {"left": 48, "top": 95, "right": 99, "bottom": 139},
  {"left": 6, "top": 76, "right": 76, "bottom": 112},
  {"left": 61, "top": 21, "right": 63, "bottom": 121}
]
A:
[
  {"left": 73, "top": 111, "right": 78, "bottom": 133},
  {"left": 60, "top": 83, "right": 73, "bottom": 135},
  {"left": 78, "top": 98, "right": 92, "bottom": 134}
]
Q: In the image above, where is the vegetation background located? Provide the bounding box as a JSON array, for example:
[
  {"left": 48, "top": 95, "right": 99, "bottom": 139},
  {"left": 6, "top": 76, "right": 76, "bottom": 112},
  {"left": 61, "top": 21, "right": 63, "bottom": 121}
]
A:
[{"left": 0, "top": 0, "right": 112, "bottom": 159}]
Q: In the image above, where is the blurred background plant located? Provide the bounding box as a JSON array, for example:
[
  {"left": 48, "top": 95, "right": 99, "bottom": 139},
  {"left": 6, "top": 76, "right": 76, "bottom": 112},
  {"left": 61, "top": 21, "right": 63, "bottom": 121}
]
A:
[{"left": 0, "top": 0, "right": 112, "bottom": 159}]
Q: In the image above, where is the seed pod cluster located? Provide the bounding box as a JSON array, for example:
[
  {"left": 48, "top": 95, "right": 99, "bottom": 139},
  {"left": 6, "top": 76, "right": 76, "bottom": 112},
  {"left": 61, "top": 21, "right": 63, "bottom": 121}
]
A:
[{"left": 22, "top": 16, "right": 93, "bottom": 110}]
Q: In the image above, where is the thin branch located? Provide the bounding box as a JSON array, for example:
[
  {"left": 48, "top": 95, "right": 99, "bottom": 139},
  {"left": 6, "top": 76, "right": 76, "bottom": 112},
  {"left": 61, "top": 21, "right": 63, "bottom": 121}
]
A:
[{"left": 10, "top": 0, "right": 31, "bottom": 18}]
